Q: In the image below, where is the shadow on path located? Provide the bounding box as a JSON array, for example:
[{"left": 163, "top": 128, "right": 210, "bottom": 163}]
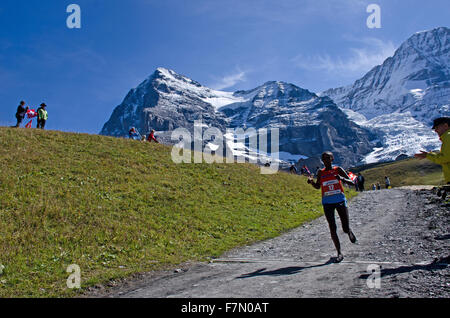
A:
[
  {"left": 236, "top": 258, "right": 335, "bottom": 279},
  {"left": 435, "top": 233, "right": 450, "bottom": 241},
  {"left": 359, "top": 255, "right": 449, "bottom": 280}
]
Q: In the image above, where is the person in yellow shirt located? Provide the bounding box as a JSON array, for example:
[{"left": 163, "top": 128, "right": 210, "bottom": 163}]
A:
[
  {"left": 37, "top": 103, "right": 48, "bottom": 129},
  {"left": 415, "top": 117, "right": 450, "bottom": 184}
]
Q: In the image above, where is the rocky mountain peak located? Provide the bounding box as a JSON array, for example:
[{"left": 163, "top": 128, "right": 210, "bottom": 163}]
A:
[
  {"left": 101, "top": 68, "right": 374, "bottom": 166},
  {"left": 406, "top": 27, "right": 449, "bottom": 54},
  {"left": 322, "top": 26, "right": 449, "bottom": 122},
  {"left": 322, "top": 27, "right": 449, "bottom": 163},
  {"left": 153, "top": 67, "right": 203, "bottom": 88}
]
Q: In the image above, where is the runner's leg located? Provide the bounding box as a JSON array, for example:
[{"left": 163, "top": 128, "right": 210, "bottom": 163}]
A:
[
  {"left": 336, "top": 203, "right": 357, "bottom": 243},
  {"left": 324, "top": 204, "right": 343, "bottom": 260}
]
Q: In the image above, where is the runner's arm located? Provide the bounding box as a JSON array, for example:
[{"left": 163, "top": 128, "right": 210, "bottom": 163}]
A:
[
  {"left": 307, "top": 170, "right": 321, "bottom": 190},
  {"left": 337, "top": 167, "right": 355, "bottom": 186}
]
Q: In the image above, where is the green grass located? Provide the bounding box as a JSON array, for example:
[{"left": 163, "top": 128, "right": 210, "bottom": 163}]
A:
[
  {"left": 355, "top": 158, "right": 445, "bottom": 188},
  {"left": 0, "top": 127, "right": 355, "bottom": 297}
]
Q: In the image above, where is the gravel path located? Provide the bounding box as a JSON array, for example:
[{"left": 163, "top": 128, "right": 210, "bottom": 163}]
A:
[{"left": 90, "top": 187, "right": 449, "bottom": 298}]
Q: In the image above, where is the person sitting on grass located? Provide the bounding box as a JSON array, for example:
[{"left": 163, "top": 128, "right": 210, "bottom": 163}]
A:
[
  {"left": 147, "top": 129, "right": 159, "bottom": 143},
  {"left": 307, "top": 151, "right": 358, "bottom": 263},
  {"left": 129, "top": 127, "right": 141, "bottom": 140}
]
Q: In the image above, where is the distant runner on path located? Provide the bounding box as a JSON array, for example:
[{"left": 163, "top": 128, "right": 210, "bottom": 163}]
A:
[
  {"left": 384, "top": 176, "right": 391, "bottom": 189},
  {"left": 357, "top": 173, "right": 365, "bottom": 192},
  {"left": 307, "top": 151, "right": 358, "bottom": 263}
]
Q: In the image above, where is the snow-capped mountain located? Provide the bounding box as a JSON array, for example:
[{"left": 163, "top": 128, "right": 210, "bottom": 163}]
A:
[
  {"left": 101, "top": 68, "right": 232, "bottom": 137},
  {"left": 101, "top": 68, "right": 374, "bottom": 167},
  {"left": 102, "top": 28, "right": 450, "bottom": 166},
  {"left": 323, "top": 27, "right": 449, "bottom": 123},
  {"left": 342, "top": 109, "right": 440, "bottom": 163},
  {"left": 322, "top": 27, "right": 450, "bottom": 163},
  {"left": 218, "top": 81, "right": 374, "bottom": 166}
]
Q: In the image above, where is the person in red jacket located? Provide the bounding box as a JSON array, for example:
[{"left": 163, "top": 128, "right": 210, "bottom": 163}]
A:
[{"left": 147, "top": 129, "right": 159, "bottom": 143}]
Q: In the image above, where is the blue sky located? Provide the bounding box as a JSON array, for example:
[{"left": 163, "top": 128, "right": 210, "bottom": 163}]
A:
[{"left": 0, "top": 0, "right": 449, "bottom": 133}]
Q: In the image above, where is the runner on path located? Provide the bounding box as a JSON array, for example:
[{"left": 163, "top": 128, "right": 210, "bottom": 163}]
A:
[{"left": 307, "top": 151, "right": 358, "bottom": 263}]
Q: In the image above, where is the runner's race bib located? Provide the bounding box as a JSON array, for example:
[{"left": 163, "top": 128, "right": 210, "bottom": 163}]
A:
[{"left": 320, "top": 168, "right": 344, "bottom": 198}]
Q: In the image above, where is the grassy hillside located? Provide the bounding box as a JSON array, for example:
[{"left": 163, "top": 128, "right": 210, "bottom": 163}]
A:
[
  {"left": 0, "top": 127, "right": 351, "bottom": 297},
  {"left": 354, "top": 158, "right": 445, "bottom": 188}
]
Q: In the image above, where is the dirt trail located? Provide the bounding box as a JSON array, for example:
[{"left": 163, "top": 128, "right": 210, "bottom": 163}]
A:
[{"left": 91, "top": 187, "right": 449, "bottom": 298}]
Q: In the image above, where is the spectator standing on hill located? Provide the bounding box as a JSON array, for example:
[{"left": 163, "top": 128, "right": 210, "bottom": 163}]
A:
[
  {"left": 290, "top": 164, "right": 297, "bottom": 174},
  {"left": 147, "top": 129, "right": 159, "bottom": 143},
  {"left": 354, "top": 177, "right": 359, "bottom": 192},
  {"left": 357, "top": 173, "right": 365, "bottom": 192},
  {"left": 36, "top": 103, "right": 48, "bottom": 129},
  {"left": 377, "top": 182, "right": 381, "bottom": 190},
  {"left": 414, "top": 117, "right": 450, "bottom": 184},
  {"left": 14, "top": 101, "right": 28, "bottom": 128}
]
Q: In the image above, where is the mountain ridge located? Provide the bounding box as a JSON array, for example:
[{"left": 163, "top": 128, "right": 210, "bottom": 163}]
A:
[
  {"left": 101, "top": 68, "right": 374, "bottom": 167},
  {"left": 101, "top": 27, "right": 450, "bottom": 166},
  {"left": 321, "top": 26, "right": 449, "bottom": 163},
  {"left": 322, "top": 26, "right": 450, "bottom": 124}
]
